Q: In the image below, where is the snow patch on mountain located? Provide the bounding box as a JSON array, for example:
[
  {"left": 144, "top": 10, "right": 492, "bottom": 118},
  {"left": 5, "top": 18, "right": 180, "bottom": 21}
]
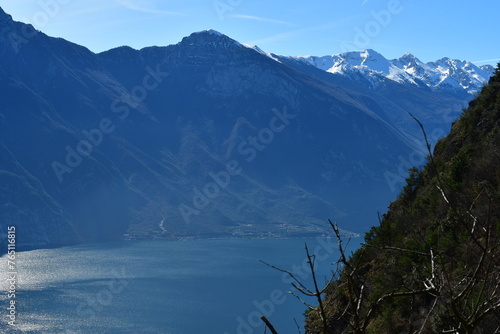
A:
[
  {"left": 242, "top": 44, "right": 282, "bottom": 63},
  {"left": 203, "top": 29, "right": 224, "bottom": 36}
]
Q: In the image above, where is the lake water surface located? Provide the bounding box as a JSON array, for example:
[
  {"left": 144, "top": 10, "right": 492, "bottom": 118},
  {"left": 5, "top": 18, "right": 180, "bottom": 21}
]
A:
[{"left": 0, "top": 238, "right": 359, "bottom": 334}]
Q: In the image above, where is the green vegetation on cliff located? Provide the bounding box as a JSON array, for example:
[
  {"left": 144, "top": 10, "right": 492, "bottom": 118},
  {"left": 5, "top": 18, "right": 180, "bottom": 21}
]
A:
[{"left": 305, "top": 65, "right": 500, "bottom": 334}]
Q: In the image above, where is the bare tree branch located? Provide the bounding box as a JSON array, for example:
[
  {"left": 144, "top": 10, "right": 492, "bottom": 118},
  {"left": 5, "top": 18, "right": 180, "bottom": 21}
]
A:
[
  {"left": 260, "top": 260, "right": 311, "bottom": 293},
  {"left": 305, "top": 243, "right": 329, "bottom": 332},
  {"left": 362, "top": 243, "right": 431, "bottom": 257},
  {"left": 293, "top": 318, "right": 302, "bottom": 334},
  {"left": 288, "top": 291, "right": 315, "bottom": 310},
  {"left": 261, "top": 316, "right": 278, "bottom": 334}
]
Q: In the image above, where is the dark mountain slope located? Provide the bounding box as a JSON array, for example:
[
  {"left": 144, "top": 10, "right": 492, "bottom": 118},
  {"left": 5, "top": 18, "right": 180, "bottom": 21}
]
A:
[
  {"left": 0, "top": 8, "right": 148, "bottom": 246},
  {"left": 0, "top": 10, "right": 422, "bottom": 250},
  {"left": 0, "top": 7, "right": 489, "bottom": 251},
  {"left": 305, "top": 66, "right": 500, "bottom": 333}
]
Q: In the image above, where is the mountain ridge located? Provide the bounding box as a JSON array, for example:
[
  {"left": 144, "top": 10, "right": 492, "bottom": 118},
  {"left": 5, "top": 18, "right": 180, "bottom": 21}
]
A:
[
  {"left": 283, "top": 49, "right": 493, "bottom": 97},
  {"left": 0, "top": 7, "right": 495, "bottom": 252}
]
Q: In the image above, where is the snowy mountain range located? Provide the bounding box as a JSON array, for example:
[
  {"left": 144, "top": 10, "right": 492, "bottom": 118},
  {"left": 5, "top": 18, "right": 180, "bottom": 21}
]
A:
[
  {"left": 0, "top": 6, "right": 496, "bottom": 251},
  {"left": 208, "top": 30, "right": 494, "bottom": 98},
  {"left": 284, "top": 50, "right": 494, "bottom": 97}
]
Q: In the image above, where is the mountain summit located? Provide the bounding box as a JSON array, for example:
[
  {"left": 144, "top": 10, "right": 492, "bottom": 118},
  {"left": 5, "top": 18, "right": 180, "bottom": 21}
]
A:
[{"left": 181, "top": 29, "right": 240, "bottom": 46}]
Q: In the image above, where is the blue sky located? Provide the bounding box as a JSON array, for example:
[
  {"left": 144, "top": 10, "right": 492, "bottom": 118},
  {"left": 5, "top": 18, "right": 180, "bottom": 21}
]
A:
[{"left": 0, "top": 0, "right": 499, "bottom": 65}]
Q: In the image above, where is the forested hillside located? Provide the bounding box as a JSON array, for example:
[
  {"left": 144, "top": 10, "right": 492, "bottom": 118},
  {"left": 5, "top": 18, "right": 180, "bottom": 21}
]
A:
[{"left": 305, "top": 65, "right": 500, "bottom": 333}]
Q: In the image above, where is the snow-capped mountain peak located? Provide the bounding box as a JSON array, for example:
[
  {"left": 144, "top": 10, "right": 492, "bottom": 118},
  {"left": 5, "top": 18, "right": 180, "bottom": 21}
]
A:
[
  {"left": 393, "top": 53, "right": 425, "bottom": 70},
  {"left": 290, "top": 50, "right": 494, "bottom": 96},
  {"left": 292, "top": 49, "right": 390, "bottom": 75}
]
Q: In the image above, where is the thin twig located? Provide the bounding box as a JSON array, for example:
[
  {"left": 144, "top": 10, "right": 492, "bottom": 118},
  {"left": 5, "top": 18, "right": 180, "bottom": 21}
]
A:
[
  {"left": 407, "top": 112, "right": 451, "bottom": 205},
  {"left": 293, "top": 318, "right": 302, "bottom": 334},
  {"left": 260, "top": 260, "right": 310, "bottom": 292},
  {"left": 362, "top": 243, "right": 430, "bottom": 257},
  {"left": 288, "top": 291, "right": 315, "bottom": 310}
]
